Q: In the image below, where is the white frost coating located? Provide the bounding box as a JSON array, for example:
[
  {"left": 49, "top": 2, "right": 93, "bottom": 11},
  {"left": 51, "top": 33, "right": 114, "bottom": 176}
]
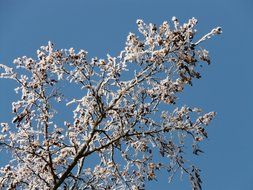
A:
[{"left": 0, "top": 17, "right": 221, "bottom": 190}]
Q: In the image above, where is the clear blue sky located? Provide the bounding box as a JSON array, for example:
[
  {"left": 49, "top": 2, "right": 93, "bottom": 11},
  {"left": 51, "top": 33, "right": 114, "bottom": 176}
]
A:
[{"left": 0, "top": 0, "right": 253, "bottom": 189}]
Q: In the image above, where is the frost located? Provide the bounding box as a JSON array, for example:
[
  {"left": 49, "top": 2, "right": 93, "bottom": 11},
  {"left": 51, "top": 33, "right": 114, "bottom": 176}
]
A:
[{"left": 0, "top": 17, "right": 221, "bottom": 190}]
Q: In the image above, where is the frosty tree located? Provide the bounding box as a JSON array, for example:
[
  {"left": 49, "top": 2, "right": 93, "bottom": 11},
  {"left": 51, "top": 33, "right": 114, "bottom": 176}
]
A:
[{"left": 0, "top": 17, "right": 221, "bottom": 190}]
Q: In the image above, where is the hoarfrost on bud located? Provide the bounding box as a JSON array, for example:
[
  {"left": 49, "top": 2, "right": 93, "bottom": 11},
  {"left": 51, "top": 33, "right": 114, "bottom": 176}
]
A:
[
  {"left": 136, "top": 19, "right": 143, "bottom": 25},
  {"left": 0, "top": 64, "right": 14, "bottom": 79},
  {"left": 69, "top": 47, "right": 75, "bottom": 55},
  {"left": 212, "top": 26, "right": 222, "bottom": 34},
  {"left": 172, "top": 16, "right": 177, "bottom": 22}
]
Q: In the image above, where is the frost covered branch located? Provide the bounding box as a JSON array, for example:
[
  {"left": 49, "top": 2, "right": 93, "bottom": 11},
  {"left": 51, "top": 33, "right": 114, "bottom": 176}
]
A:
[{"left": 0, "top": 17, "right": 221, "bottom": 190}]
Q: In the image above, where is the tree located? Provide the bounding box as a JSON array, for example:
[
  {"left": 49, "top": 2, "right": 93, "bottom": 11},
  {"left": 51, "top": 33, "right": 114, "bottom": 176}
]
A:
[{"left": 0, "top": 17, "right": 221, "bottom": 190}]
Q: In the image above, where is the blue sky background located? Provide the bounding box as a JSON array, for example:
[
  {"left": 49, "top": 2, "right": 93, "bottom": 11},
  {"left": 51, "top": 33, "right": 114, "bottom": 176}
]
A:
[{"left": 0, "top": 0, "right": 253, "bottom": 189}]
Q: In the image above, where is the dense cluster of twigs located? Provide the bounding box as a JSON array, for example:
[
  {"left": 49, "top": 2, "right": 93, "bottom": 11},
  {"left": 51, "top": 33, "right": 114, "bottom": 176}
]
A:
[{"left": 0, "top": 17, "right": 221, "bottom": 190}]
